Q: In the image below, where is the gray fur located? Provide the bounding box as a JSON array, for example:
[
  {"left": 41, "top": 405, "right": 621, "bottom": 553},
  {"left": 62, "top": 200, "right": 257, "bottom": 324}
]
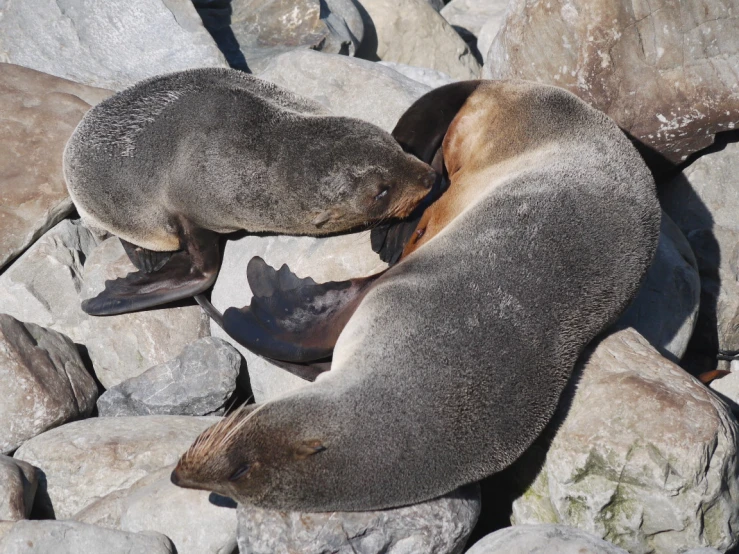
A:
[
  {"left": 64, "top": 67, "right": 434, "bottom": 251},
  {"left": 175, "top": 81, "right": 661, "bottom": 511}
]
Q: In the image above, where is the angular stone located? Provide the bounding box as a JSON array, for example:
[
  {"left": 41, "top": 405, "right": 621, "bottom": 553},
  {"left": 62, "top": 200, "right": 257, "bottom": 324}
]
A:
[
  {"left": 467, "top": 524, "right": 628, "bottom": 554},
  {"left": 211, "top": 232, "right": 387, "bottom": 402},
  {"left": 0, "top": 222, "right": 210, "bottom": 390},
  {"left": 0, "top": 314, "right": 97, "bottom": 454},
  {"left": 440, "top": 0, "right": 509, "bottom": 42},
  {"left": 476, "top": 8, "right": 508, "bottom": 62},
  {"left": 237, "top": 484, "right": 480, "bottom": 554},
  {"left": 484, "top": 0, "right": 739, "bottom": 163},
  {"left": 0, "top": 0, "right": 228, "bottom": 90},
  {"left": 378, "top": 61, "right": 457, "bottom": 88},
  {"left": 0, "top": 64, "right": 111, "bottom": 271},
  {"left": 0, "top": 455, "right": 37, "bottom": 521},
  {"left": 356, "top": 0, "right": 481, "bottom": 80},
  {"left": 710, "top": 369, "right": 739, "bottom": 414},
  {"left": 76, "top": 466, "right": 237, "bottom": 554},
  {"left": 0, "top": 520, "right": 174, "bottom": 554},
  {"left": 258, "top": 50, "right": 429, "bottom": 132},
  {"left": 615, "top": 213, "right": 700, "bottom": 361},
  {"left": 97, "top": 337, "right": 243, "bottom": 417},
  {"left": 13, "top": 415, "right": 218, "bottom": 519},
  {"left": 510, "top": 328, "right": 739, "bottom": 554}
]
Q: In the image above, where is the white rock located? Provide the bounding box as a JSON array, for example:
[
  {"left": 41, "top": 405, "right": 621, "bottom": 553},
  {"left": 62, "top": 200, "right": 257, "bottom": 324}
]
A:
[
  {"left": 0, "top": 455, "right": 37, "bottom": 521},
  {"left": 440, "top": 0, "right": 509, "bottom": 40},
  {"left": 0, "top": 0, "right": 227, "bottom": 90},
  {"left": 467, "top": 524, "right": 628, "bottom": 553},
  {"left": 13, "top": 415, "right": 218, "bottom": 519},
  {"left": 476, "top": 9, "right": 508, "bottom": 61},
  {"left": 378, "top": 61, "right": 457, "bottom": 88}
]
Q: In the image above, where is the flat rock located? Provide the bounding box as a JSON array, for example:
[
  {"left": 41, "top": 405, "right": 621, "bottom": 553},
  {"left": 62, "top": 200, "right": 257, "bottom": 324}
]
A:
[
  {"left": 258, "top": 49, "right": 429, "bottom": 132},
  {"left": 378, "top": 61, "right": 456, "bottom": 88},
  {"left": 356, "top": 0, "right": 481, "bottom": 80},
  {"left": 0, "top": 455, "right": 37, "bottom": 521},
  {"left": 0, "top": 64, "right": 110, "bottom": 271},
  {"left": 484, "top": 0, "right": 739, "bottom": 163},
  {"left": 211, "top": 232, "right": 387, "bottom": 402},
  {"left": 97, "top": 337, "right": 242, "bottom": 417},
  {"left": 76, "top": 466, "right": 237, "bottom": 554},
  {"left": 0, "top": 520, "right": 174, "bottom": 554},
  {"left": 615, "top": 213, "right": 700, "bottom": 361},
  {"left": 0, "top": 222, "right": 210, "bottom": 390},
  {"left": 0, "top": 314, "right": 97, "bottom": 454},
  {"left": 510, "top": 328, "right": 739, "bottom": 553},
  {"left": 237, "top": 484, "right": 480, "bottom": 554},
  {"left": 467, "top": 524, "right": 628, "bottom": 553},
  {"left": 13, "top": 415, "right": 218, "bottom": 519},
  {"left": 0, "top": 0, "right": 227, "bottom": 90}
]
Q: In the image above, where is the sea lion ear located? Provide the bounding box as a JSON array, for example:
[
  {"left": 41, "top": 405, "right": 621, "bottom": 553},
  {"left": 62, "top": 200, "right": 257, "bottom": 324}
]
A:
[
  {"left": 391, "top": 80, "right": 483, "bottom": 164},
  {"left": 294, "top": 440, "right": 327, "bottom": 459}
]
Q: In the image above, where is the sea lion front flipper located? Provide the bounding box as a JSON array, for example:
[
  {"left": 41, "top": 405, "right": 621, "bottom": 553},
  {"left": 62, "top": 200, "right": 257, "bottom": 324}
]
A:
[
  {"left": 222, "top": 257, "right": 382, "bottom": 363},
  {"left": 81, "top": 223, "right": 220, "bottom": 316}
]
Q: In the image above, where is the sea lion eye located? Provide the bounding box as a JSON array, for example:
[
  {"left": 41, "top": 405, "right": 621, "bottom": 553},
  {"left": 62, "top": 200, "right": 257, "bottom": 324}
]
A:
[
  {"left": 228, "top": 463, "right": 251, "bottom": 481},
  {"left": 374, "top": 187, "right": 389, "bottom": 201}
]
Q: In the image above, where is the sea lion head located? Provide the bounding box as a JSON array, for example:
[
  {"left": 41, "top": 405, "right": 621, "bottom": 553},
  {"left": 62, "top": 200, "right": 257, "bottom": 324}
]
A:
[{"left": 301, "top": 118, "right": 437, "bottom": 234}]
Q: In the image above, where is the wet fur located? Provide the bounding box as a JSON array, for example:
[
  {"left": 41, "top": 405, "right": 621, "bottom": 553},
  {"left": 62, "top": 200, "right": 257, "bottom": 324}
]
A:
[{"left": 174, "top": 81, "right": 661, "bottom": 511}]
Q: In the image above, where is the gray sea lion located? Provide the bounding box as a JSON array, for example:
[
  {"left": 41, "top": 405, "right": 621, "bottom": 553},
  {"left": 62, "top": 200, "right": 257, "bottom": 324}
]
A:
[
  {"left": 63, "top": 67, "right": 436, "bottom": 316},
  {"left": 171, "top": 80, "right": 661, "bottom": 511}
]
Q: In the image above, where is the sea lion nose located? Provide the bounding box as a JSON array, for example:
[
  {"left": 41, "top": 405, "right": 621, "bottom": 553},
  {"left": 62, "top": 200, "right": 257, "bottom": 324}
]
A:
[{"left": 170, "top": 468, "right": 182, "bottom": 486}]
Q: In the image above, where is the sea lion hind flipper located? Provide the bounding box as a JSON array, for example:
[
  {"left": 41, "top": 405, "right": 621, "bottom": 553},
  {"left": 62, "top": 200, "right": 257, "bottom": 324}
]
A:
[
  {"left": 221, "top": 257, "right": 381, "bottom": 363},
  {"left": 120, "top": 239, "right": 173, "bottom": 273}
]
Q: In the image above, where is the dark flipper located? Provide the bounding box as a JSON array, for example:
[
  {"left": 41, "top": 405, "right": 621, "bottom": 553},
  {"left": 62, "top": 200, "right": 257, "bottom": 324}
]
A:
[
  {"left": 222, "top": 257, "right": 382, "bottom": 363},
  {"left": 81, "top": 220, "right": 220, "bottom": 316}
]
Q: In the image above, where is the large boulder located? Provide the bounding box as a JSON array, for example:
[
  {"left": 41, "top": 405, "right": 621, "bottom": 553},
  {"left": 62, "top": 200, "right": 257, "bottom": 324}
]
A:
[
  {"left": 467, "top": 524, "right": 628, "bottom": 554},
  {"left": 13, "top": 415, "right": 218, "bottom": 519},
  {"left": 510, "top": 328, "right": 739, "bottom": 553},
  {"left": 0, "top": 455, "right": 38, "bottom": 521},
  {"left": 484, "top": 0, "right": 739, "bottom": 163},
  {"left": 440, "top": 0, "right": 509, "bottom": 46},
  {"left": 378, "top": 61, "right": 457, "bottom": 88},
  {"left": 0, "top": 223, "right": 210, "bottom": 390},
  {"left": 355, "top": 0, "right": 481, "bottom": 79},
  {"left": 0, "top": 0, "right": 228, "bottom": 90},
  {"left": 0, "top": 64, "right": 110, "bottom": 271},
  {"left": 258, "top": 49, "right": 429, "bottom": 132},
  {"left": 237, "top": 484, "right": 480, "bottom": 554},
  {"left": 0, "top": 314, "right": 97, "bottom": 454}
]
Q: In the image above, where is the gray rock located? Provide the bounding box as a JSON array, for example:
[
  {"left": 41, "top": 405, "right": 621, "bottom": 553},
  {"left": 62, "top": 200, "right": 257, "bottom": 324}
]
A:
[
  {"left": 467, "top": 524, "right": 628, "bottom": 553},
  {"left": 13, "top": 415, "right": 218, "bottom": 519},
  {"left": 510, "top": 328, "right": 739, "bottom": 553},
  {"left": 76, "top": 466, "right": 237, "bottom": 554},
  {"left": 97, "top": 337, "right": 242, "bottom": 417},
  {"left": 710, "top": 370, "right": 739, "bottom": 413},
  {"left": 476, "top": 8, "right": 508, "bottom": 62},
  {"left": 258, "top": 50, "right": 429, "bottom": 132},
  {"left": 425, "top": 0, "right": 445, "bottom": 11},
  {"left": 0, "top": 0, "right": 227, "bottom": 90},
  {"left": 237, "top": 484, "right": 480, "bottom": 554},
  {"left": 0, "top": 63, "right": 111, "bottom": 271},
  {"left": 0, "top": 455, "right": 37, "bottom": 521},
  {"left": 615, "top": 213, "right": 700, "bottom": 361},
  {"left": 683, "top": 549, "right": 723, "bottom": 554},
  {"left": 0, "top": 520, "right": 174, "bottom": 554},
  {"left": 0, "top": 523, "right": 13, "bottom": 543},
  {"left": 440, "top": 0, "right": 509, "bottom": 41},
  {"left": 378, "top": 61, "right": 457, "bottom": 88},
  {"left": 0, "top": 223, "right": 210, "bottom": 390},
  {"left": 0, "top": 314, "right": 97, "bottom": 454},
  {"left": 484, "top": 0, "right": 739, "bottom": 163},
  {"left": 211, "top": 232, "right": 387, "bottom": 402},
  {"left": 355, "top": 0, "right": 481, "bottom": 79}
]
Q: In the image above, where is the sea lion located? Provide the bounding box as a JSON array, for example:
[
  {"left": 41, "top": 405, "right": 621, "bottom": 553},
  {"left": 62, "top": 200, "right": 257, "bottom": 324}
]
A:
[
  {"left": 171, "top": 80, "right": 661, "bottom": 511},
  {"left": 63, "top": 67, "right": 436, "bottom": 316}
]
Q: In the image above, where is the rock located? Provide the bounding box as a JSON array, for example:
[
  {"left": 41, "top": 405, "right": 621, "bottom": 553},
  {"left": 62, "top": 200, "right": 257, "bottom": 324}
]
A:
[
  {"left": 425, "top": 0, "right": 445, "bottom": 11},
  {"left": 97, "top": 337, "right": 242, "bottom": 417},
  {"left": 710, "top": 370, "right": 739, "bottom": 414},
  {"left": 484, "top": 0, "right": 739, "bottom": 163},
  {"left": 0, "top": 456, "right": 37, "bottom": 521},
  {"left": 258, "top": 50, "right": 429, "bottom": 132},
  {"left": 0, "top": 520, "right": 174, "bottom": 554},
  {"left": 0, "top": 0, "right": 227, "bottom": 90},
  {"left": 237, "top": 484, "right": 480, "bottom": 554},
  {"left": 0, "top": 523, "right": 13, "bottom": 543},
  {"left": 0, "top": 64, "right": 110, "bottom": 271},
  {"left": 440, "top": 0, "right": 509, "bottom": 42},
  {"left": 661, "top": 137, "right": 739, "bottom": 371},
  {"left": 75, "top": 466, "right": 237, "bottom": 554},
  {"left": 510, "top": 328, "right": 739, "bottom": 553},
  {"left": 0, "top": 314, "right": 97, "bottom": 454},
  {"left": 0, "top": 222, "right": 210, "bottom": 390},
  {"left": 476, "top": 9, "right": 508, "bottom": 62},
  {"left": 13, "top": 415, "right": 218, "bottom": 519},
  {"left": 467, "top": 524, "right": 628, "bottom": 553},
  {"left": 211, "top": 232, "right": 387, "bottom": 402},
  {"left": 378, "top": 61, "right": 457, "bottom": 88},
  {"left": 615, "top": 213, "right": 700, "bottom": 361},
  {"left": 355, "top": 0, "right": 481, "bottom": 80}
]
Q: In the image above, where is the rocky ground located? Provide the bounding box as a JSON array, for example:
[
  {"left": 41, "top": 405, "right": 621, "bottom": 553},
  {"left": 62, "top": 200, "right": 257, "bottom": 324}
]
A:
[{"left": 0, "top": 0, "right": 737, "bottom": 552}]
